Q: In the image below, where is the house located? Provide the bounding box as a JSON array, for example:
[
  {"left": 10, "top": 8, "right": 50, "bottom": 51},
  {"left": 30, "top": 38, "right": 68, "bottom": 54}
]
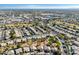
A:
[
  {"left": 21, "top": 38, "right": 26, "bottom": 42},
  {"left": 30, "top": 45, "right": 37, "bottom": 51},
  {"left": 7, "top": 40, "right": 14, "bottom": 45},
  {"left": 37, "top": 51, "right": 45, "bottom": 55},
  {"left": 0, "top": 43, "right": 7, "bottom": 47},
  {"left": 5, "top": 50, "right": 14, "bottom": 55},
  {"left": 23, "top": 46, "right": 30, "bottom": 52},
  {"left": 15, "top": 48, "right": 23, "bottom": 54},
  {"left": 43, "top": 45, "right": 51, "bottom": 53},
  {"left": 15, "top": 39, "right": 22, "bottom": 43}
]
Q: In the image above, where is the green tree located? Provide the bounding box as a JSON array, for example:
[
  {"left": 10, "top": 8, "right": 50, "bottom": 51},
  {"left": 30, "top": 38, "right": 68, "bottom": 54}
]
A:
[
  {"left": 56, "top": 41, "right": 61, "bottom": 47},
  {"left": 58, "top": 34, "right": 65, "bottom": 39},
  {"left": 9, "top": 29, "right": 16, "bottom": 40},
  {"left": 48, "top": 36, "right": 56, "bottom": 45}
]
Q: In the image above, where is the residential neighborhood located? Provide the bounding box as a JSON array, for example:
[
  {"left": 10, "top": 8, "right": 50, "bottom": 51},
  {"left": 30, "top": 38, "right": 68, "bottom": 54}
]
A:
[{"left": 0, "top": 8, "right": 79, "bottom": 55}]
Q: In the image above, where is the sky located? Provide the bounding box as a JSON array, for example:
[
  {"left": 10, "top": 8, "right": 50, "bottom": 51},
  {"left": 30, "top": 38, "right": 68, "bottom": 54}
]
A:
[{"left": 0, "top": 4, "right": 79, "bottom": 9}]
